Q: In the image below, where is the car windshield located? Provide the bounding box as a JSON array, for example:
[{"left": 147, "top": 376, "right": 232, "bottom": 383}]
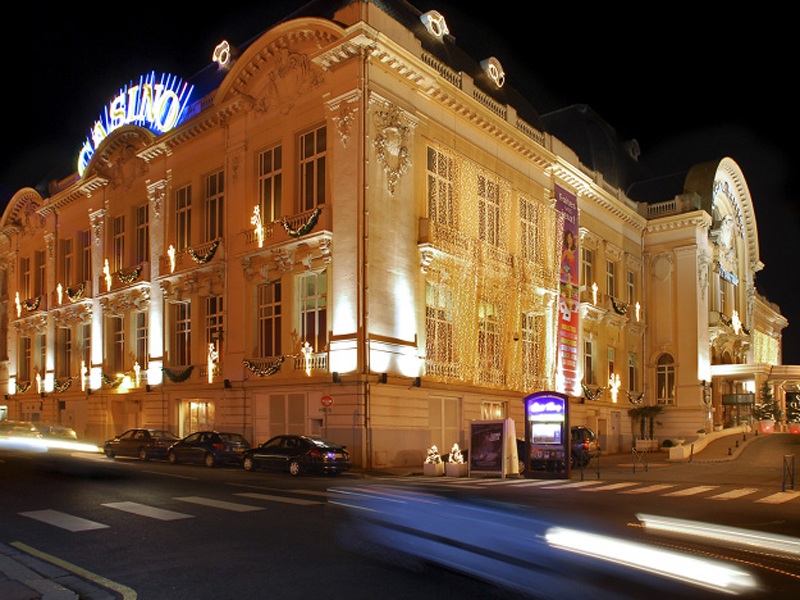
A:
[
  {"left": 305, "top": 437, "right": 336, "bottom": 448},
  {"left": 220, "top": 433, "right": 247, "bottom": 443},
  {"left": 151, "top": 430, "right": 179, "bottom": 439}
]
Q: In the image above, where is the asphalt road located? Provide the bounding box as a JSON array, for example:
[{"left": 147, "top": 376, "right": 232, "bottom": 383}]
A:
[{"left": 1, "top": 434, "right": 799, "bottom": 599}]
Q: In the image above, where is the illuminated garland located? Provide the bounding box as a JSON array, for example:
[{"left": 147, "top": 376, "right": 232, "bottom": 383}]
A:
[
  {"left": 66, "top": 283, "right": 86, "bottom": 302},
  {"left": 611, "top": 297, "right": 629, "bottom": 316},
  {"left": 162, "top": 366, "right": 194, "bottom": 383},
  {"left": 626, "top": 391, "right": 644, "bottom": 405},
  {"left": 23, "top": 297, "right": 41, "bottom": 311},
  {"left": 282, "top": 208, "right": 321, "bottom": 238},
  {"left": 423, "top": 144, "right": 561, "bottom": 392},
  {"left": 719, "top": 313, "right": 750, "bottom": 335},
  {"left": 117, "top": 265, "right": 143, "bottom": 284},
  {"left": 53, "top": 378, "right": 72, "bottom": 393},
  {"left": 243, "top": 356, "right": 285, "bottom": 377},
  {"left": 15, "top": 381, "right": 31, "bottom": 393},
  {"left": 188, "top": 240, "right": 220, "bottom": 264},
  {"left": 582, "top": 383, "right": 605, "bottom": 402},
  {"left": 101, "top": 373, "right": 124, "bottom": 388}
]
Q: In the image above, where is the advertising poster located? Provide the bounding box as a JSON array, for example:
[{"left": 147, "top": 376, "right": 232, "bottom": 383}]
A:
[
  {"left": 468, "top": 420, "right": 506, "bottom": 476},
  {"left": 555, "top": 185, "right": 580, "bottom": 396}
]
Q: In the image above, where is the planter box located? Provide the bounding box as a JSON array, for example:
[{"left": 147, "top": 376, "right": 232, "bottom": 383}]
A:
[
  {"left": 423, "top": 462, "right": 444, "bottom": 476},
  {"left": 445, "top": 462, "right": 468, "bottom": 477},
  {"left": 759, "top": 419, "right": 776, "bottom": 434},
  {"left": 789, "top": 422, "right": 800, "bottom": 434},
  {"left": 635, "top": 439, "right": 658, "bottom": 451}
]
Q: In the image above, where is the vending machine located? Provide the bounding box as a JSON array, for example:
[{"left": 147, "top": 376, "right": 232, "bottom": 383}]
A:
[{"left": 522, "top": 391, "right": 569, "bottom": 478}]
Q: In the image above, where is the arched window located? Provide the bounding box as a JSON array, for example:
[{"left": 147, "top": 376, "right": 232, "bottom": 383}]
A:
[{"left": 656, "top": 354, "right": 675, "bottom": 405}]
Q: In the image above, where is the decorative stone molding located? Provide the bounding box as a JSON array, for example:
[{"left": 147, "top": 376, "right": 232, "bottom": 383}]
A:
[
  {"left": 254, "top": 49, "right": 325, "bottom": 117},
  {"left": 326, "top": 89, "right": 361, "bottom": 148},
  {"left": 370, "top": 94, "right": 416, "bottom": 196},
  {"left": 89, "top": 208, "right": 106, "bottom": 245},
  {"left": 146, "top": 178, "right": 168, "bottom": 219}
]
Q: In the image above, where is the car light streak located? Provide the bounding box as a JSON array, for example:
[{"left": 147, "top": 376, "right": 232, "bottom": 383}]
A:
[
  {"left": 0, "top": 436, "right": 100, "bottom": 454},
  {"left": 637, "top": 513, "right": 800, "bottom": 559},
  {"left": 545, "top": 526, "right": 760, "bottom": 595}
]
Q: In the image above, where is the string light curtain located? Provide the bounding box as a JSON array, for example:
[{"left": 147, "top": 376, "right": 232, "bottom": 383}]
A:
[{"left": 424, "top": 143, "right": 562, "bottom": 392}]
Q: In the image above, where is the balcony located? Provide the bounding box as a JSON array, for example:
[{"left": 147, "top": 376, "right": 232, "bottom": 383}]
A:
[
  {"left": 159, "top": 239, "right": 224, "bottom": 276},
  {"left": 99, "top": 263, "right": 151, "bottom": 295},
  {"left": 243, "top": 207, "right": 330, "bottom": 250}
]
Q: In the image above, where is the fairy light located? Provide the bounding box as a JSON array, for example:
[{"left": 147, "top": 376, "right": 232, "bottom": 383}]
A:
[
  {"left": 609, "top": 373, "right": 621, "bottom": 403},
  {"left": 15, "top": 292, "right": 21, "bottom": 317},
  {"left": 80, "top": 361, "right": 87, "bottom": 391},
  {"left": 635, "top": 301, "right": 641, "bottom": 321},
  {"left": 103, "top": 259, "right": 112, "bottom": 292},
  {"left": 302, "top": 341, "right": 313, "bottom": 376},
  {"left": 57, "top": 283, "right": 63, "bottom": 305},
  {"left": 422, "top": 144, "right": 561, "bottom": 391},
  {"left": 251, "top": 205, "right": 264, "bottom": 248},
  {"left": 168, "top": 245, "right": 176, "bottom": 273},
  {"left": 133, "top": 361, "right": 141, "bottom": 387},
  {"left": 592, "top": 282, "right": 598, "bottom": 304},
  {"left": 207, "top": 342, "right": 219, "bottom": 384}
]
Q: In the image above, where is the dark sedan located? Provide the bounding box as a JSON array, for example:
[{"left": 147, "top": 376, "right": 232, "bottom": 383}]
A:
[
  {"left": 104, "top": 428, "right": 180, "bottom": 460},
  {"left": 167, "top": 431, "right": 250, "bottom": 467},
  {"left": 242, "top": 435, "right": 351, "bottom": 476}
]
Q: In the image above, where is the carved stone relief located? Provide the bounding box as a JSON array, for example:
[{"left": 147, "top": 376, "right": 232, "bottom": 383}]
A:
[
  {"left": 255, "top": 49, "right": 325, "bottom": 116},
  {"left": 370, "top": 96, "right": 416, "bottom": 196}
]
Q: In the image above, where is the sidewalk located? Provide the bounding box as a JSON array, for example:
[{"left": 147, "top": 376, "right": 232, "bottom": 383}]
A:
[{"left": 0, "top": 543, "right": 118, "bottom": 600}]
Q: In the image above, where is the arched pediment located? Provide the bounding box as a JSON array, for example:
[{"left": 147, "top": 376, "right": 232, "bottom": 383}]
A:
[
  {"left": 684, "top": 157, "right": 760, "bottom": 272},
  {"left": 80, "top": 125, "right": 156, "bottom": 186},
  {"left": 214, "top": 17, "right": 344, "bottom": 113},
  {"left": 1, "top": 187, "right": 45, "bottom": 235}
]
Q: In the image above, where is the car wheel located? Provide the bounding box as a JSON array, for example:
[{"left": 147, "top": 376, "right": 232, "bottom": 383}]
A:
[
  {"left": 104, "top": 449, "right": 115, "bottom": 459},
  {"left": 518, "top": 459, "right": 525, "bottom": 474},
  {"left": 138, "top": 447, "right": 149, "bottom": 461},
  {"left": 168, "top": 451, "right": 178, "bottom": 464},
  {"left": 288, "top": 459, "right": 302, "bottom": 476},
  {"left": 242, "top": 456, "right": 255, "bottom": 472},
  {"left": 204, "top": 453, "right": 216, "bottom": 468}
]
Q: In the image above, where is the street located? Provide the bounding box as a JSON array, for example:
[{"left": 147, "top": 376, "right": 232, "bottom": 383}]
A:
[{"left": 1, "top": 434, "right": 799, "bottom": 599}]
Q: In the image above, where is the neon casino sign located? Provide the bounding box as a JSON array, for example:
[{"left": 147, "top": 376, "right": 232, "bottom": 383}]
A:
[{"left": 77, "top": 71, "right": 194, "bottom": 176}]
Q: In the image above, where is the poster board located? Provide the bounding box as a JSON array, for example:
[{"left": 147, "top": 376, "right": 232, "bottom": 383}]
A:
[{"left": 468, "top": 419, "right": 518, "bottom": 477}]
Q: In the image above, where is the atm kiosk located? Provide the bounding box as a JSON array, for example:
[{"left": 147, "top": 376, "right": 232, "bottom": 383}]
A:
[{"left": 522, "top": 391, "right": 569, "bottom": 479}]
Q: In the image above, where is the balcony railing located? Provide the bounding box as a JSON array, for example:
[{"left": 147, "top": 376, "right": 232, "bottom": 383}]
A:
[{"left": 160, "top": 239, "right": 223, "bottom": 275}]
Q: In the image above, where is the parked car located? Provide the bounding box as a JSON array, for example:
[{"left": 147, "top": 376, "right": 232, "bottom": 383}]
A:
[
  {"left": 242, "top": 435, "right": 351, "bottom": 476},
  {"left": 0, "top": 420, "right": 42, "bottom": 438},
  {"left": 571, "top": 425, "right": 599, "bottom": 467},
  {"left": 104, "top": 428, "right": 180, "bottom": 460},
  {"left": 167, "top": 431, "right": 250, "bottom": 467}
]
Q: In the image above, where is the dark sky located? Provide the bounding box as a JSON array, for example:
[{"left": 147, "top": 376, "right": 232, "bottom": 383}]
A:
[{"left": 2, "top": 1, "right": 796, "bottom": 362}]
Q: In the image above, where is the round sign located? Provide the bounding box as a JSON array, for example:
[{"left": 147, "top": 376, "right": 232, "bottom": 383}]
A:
[{"left": 321, "top": 395, "right": 334, "bottom": 408}]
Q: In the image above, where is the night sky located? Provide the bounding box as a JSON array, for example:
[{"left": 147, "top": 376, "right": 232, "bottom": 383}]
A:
[{"left": 2, "top": 1, "right": 796, "bottom": 362}]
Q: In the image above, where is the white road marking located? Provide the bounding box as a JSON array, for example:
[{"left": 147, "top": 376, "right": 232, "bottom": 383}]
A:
[
  {"left": 174, "top": 496, "right": 263, "bottom": 512},
  {"left": 102, "top": 501, "right": 194, "bottom": 521},
  {"left": 663, "top": 485, "right": 718, "bottom": 497},
  {"left": 621, "top": 484, "right": 676, "bottom": 494},
  {"left": 755, "top": 491, "right": 800, "bottom": 504},
  {"left": 20, "top": 510, "right": 109, "bottom": 532},
  {"left": 234, "top": 492, "right": 322, "bottom": 506},
  {"left": 709, "top": 488, "right": 759, "bottom": 501},
  {"left": 577, "top": 482, "right": 639, "bottom": 492}
]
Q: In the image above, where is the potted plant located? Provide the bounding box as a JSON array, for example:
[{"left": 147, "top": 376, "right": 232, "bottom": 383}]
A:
[
  {"left": 628, "top": 405, "right": 663, "bottom": 450},
  {"left": 423, "top": 445, "right": 444, "bottom": 476},
  {"left": 445, "top": 443, "right": 468, "bottom": 477},
  {"left": 754, "top": 382, "right": 782, "bottom": 434}
]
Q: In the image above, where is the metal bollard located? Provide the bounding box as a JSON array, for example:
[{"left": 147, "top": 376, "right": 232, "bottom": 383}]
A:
[{"left": 783, "top": 455, "right": 796, "bottom": 492}]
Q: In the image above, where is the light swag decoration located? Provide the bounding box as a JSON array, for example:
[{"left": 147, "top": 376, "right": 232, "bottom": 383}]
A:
[
  {"left": 101, "top": 373, "right": 125, "bottom": 388},
  {"left": 281, "top": 208, "right": 321, "bottom": 238},
  {"left": 188, "top": 240, "right": 220, "bottom": 264},
  {"left": 243, "top": 356, "right": 286, "bottom": 377},
  {"left": 22, "top": 297, "right": 41, "bottom": 312},
  {"left": 372, "top": 100, "right": 414, "bottom": 196},
  {"left": 627, "top": 391, "right": 645, "bottom": 405},
  {"left": 422, "top": 144, "right": 562, "bottom": 392},
  {"left": 582, "top": 383, "right": 605, "bottom": 402},
  {"left": 162, "top": 366, "right": 194, "bottom": 383},
  {"left": 15, "top": 381, "right": 31, "bottom": 394},
  {"left": 53, "top": 378, "right": 72, "bottom": 393},
  {"left": 117, "top": 264, "right": 143, "bottom": 285}
]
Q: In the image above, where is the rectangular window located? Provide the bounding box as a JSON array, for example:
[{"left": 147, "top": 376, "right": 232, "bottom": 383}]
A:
[
  {"left": 519, "top": 197, "right": 540, "bottom": 262},
  {"left": 478, "top": 300, "right": 503, "bottom": 381},
  {"left": 19, "top": 336, "right": 32, "bottom": 381},
  {"left": 109, "top": 316, "right": 124, "bottom": 372},
  {"left": 606, "top": 259, "right": 616, "bottom": 298},
  {"left": 608, "top": 347, "right": 615, "bottom": 379},
  {"left": 478, "top": 174, "right": 500, "bottom": 246},
  {"left": 60, "top": 238, "right": 74, "bottom": 287},
  {"left": 425, "top": 283, "right": 454, "bottom": 376},
  {"left": 299, "top": 272, "right": 327, "bottom": 352},
  {"left": 19, "top": 257, "right": 31, "bottom": 299},
  {"left": 628, "top": 351, "right": 637, "bottom": 392},
  {"left": 175, "top": 303, "right": 191, "bottom": 366},
  {"left": 79, "top": 230, "right": 92, "bottom": 283},
  {"left": 57, "top": 328, "right": 72, "bottom": 379},
  {"left": 81, "top": 324, "right": 91, "bottom": 369},
  {"left": 258, "top": 282, "right": 282, "bottom": 358},
  {"left": 136, "top": 204, "right": 150, "bottom": 265},
  {"left": 299, "top": 126, "right": 326, "bottom": 212},
  {"left": 481, "top": 400, "right": 506, "bottom": 420},
  {"left": 259, "top": 146, "right": 283, "bottom": 222},
  {"left": 36, "top": 333, "right": 46, "bottom": 377},
  {"left": 205, "top": 170, "right": 224, "bottom": 241},
  {"left": 581, "top": 247, "right": 593, "bottom": 288},
  {"left": 176, "top": 185, "right": 192, "bottom": 251},
  {"left": 521, "top": 311, "right": 543, "bottom": 379},
  {"left": 34, "top": 250, "right": 46, "bottom": 296},
  {"left": 112, "top": 215, "right": 125, "bottom": 271},
  {"left": 205, "top": 295, "right": 224, "bottom": 351},
  {"left": 626, "top": 269, "right": 635, "bottom": 305},
  {"left": 583, "top": 339, "right": 594, "bottom": 386},
  {"left": 427, "top": 147, "right": 456, "bottom": 228},
  {"left": 135, "top": 311, "right": 148, "bottom": 369}
]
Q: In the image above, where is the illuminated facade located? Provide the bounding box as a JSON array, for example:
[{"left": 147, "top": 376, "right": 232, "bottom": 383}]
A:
[{"left": 0, "top": 0, "right": 792, "bottom": 464}]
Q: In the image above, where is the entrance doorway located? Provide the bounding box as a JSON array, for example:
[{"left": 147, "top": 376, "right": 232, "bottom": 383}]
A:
[{"left": 182, "top": 400, "right": 215, "bottom": 436}]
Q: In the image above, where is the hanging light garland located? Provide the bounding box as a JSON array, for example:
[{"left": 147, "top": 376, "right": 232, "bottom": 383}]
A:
[
  {"left": 423, "top": 144, "right": 561, "bottom": 392},
  {"left": 243, "top": 356, "right": 286, "bottom": 377},
  {"left": 188, "top": 240, "right": 220, "bottom": 264},
  {"left": 282, "top": 207, "right": 322, "bottom": 238}
]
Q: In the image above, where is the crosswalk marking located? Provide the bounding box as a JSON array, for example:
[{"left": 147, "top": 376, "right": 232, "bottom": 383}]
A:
[
  {"left": 755, "top": 490, "right": 800, "bottom": 504},
  {"left": 621, "top": 484, "right": 676, "bottom": 494},
  {"left": 709, "top": 488, "right": 759, "bottom": 501},
  {"left": 578, "top": 482, "right": 639, "bottom": 492},
  {"left": 102, "top": 501, "right": 194, "bottom": 521},
  {"left": 663, "top": 485, "right": 718, "bottom": 497},
  {"left": 20, "top": 509, "right": 109, "bottom": 532},
  {"left": 174, "top": 496, "right": 264, "bottom": 512},
  {"left": 235, "top": 492, "right": 322, "bottom": 506},
  {"left": 539, "top": 480, "right": 604, "bottom": 489},
  {"left": 288, "top": 489, "right": 338, "bottom": 498}
]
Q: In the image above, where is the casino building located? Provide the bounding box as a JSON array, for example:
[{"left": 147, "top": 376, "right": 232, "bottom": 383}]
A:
[{"left": 0, "top": 0, "right": 794, "bottom": 467}]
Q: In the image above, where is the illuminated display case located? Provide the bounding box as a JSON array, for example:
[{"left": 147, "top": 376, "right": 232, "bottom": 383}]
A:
[{"left": 522, "top": 391, "right": 569, "bottom": 479}]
